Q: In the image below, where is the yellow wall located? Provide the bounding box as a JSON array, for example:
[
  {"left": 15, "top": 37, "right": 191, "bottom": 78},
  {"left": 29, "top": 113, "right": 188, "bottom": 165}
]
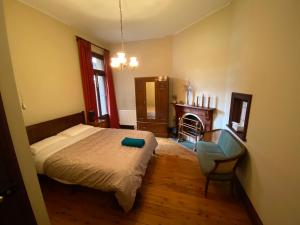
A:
[
  {"left": 225, "top": 1, "right": 300, "bottom": 224},
  {"left": 111, "top": 37, "right": 172, "bottom": 111},
  {"left": 111, "top": 1, "right": 300, "bottom": 224},
  {"left": 111, "top": 7, "right": 232, "bottom": 128},
  {"left": 0, "top": 1, "right": 50, "bottom": 224},
  {"left": 3, "top": 0, "right": 300, "bottom": 224},
  {"left": 4, "top": 0, "right": 108, "bottom": 126},
  {"left": 172, "top": 5, "right": 232, "bottom": 128}
]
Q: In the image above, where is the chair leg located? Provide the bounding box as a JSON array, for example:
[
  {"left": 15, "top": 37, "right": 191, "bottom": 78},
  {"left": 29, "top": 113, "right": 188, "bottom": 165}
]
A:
[{"left": 204, "top": 178, "right": 210, "bottom": 197}]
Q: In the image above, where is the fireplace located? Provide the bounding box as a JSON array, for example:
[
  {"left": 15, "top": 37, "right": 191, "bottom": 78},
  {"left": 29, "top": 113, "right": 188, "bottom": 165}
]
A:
[
  {"left": 177, "top": 113, "right": 204, "bottom": 150},
  {"left": 174, "top": 104, "right": 215, "bottom": 151},
  {"left": 174, "top": 104, "right": 215, "bottom": 132}
]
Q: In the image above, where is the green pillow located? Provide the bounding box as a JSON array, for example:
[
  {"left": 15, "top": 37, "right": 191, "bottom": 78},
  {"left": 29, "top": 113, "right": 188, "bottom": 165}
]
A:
[{"left": 121, "top": 137, "right": 145, "bottom": 148}]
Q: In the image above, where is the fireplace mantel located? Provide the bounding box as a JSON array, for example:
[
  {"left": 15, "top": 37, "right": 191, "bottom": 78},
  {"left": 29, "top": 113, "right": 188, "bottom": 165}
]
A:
[{"left": 174, "top": 104, "right": 215, "bottom": 131}]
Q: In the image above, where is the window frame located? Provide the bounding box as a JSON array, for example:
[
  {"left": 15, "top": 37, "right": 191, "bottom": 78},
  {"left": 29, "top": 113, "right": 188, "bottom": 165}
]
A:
[{"left": 92, "top": 52, "right": 108, "bottom": 119}]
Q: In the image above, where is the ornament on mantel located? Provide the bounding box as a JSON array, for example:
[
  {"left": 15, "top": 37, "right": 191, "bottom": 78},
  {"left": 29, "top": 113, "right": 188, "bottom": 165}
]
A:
[{"left": 184, "top": 80, "right": 193, "bottom": 105}]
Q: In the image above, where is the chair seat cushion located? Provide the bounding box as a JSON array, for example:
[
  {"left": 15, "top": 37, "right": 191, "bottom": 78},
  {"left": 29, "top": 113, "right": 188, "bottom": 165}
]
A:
[{"left": 196, "top": 141, "right": 225, "bottom": 175}]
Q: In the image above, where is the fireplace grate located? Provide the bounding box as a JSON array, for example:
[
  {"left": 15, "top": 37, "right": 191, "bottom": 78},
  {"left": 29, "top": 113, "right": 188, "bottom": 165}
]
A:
[{"left": 177, "top": 114, "right": 204, "bottom": 151}]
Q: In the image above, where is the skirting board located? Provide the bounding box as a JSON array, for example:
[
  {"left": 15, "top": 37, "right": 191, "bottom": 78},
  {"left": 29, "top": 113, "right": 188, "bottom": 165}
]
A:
[{"left": 234, "top": 178, "right": 263, "bottom": 225}]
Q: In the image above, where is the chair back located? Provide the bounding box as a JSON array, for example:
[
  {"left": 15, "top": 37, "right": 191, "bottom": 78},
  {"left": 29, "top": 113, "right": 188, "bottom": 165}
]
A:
[{"left": 218, "top": 130, "right": 245, "bottom": 157}]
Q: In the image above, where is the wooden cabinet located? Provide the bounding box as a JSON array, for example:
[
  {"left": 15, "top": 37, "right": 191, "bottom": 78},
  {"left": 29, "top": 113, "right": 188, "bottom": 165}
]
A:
[{"left": 135, "top": 77, "right": 169, "bottom": 137}]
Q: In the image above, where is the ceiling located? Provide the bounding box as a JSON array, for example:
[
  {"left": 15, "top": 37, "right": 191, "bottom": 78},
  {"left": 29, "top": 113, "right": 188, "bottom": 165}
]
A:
[{"left": 19, "top": 0, "right": 231, "bottom": 44}]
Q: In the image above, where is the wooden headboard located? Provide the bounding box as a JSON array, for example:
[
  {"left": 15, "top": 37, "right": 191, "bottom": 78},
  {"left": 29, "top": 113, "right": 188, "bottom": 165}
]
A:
[{"left": 26, "top": 111, "right": 85, "bottom": 145}]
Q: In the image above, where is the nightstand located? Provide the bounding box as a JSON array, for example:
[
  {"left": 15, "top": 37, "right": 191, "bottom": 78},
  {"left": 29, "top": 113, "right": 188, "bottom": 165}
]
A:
[{"left": 87, "top": 119, "right": 108, "bottom": 128}]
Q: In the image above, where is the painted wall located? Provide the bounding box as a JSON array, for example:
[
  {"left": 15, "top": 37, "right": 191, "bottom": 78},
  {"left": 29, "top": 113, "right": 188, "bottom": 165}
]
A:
[
  {"left": 3, "top": 0, "right": 108, "bottom": 126},
  {"left": 111, "top": 37, "right": 172, "bottom": 111},
  {"left": 171, "top": 5, "right": 232, "bottom": 128},
  {"left": 3, "top": 0, "right": 300, "bottom": 224},
  {"left": 111, "top": 7, "right": 232, "bottom": 128},
  {"left": 224, "top": 0, "right": 300, "bottom": 224},
  {"left": 111, "top": 1, "right": 300, "bottom": 224},
  {"left": 0, "top": 1, "right": 50, "bottom": 224}
]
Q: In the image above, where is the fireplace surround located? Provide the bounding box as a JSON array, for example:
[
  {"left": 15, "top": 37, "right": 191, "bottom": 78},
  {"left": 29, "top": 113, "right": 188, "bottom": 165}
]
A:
[{"left": 174, "top": 104, "right": 215, "bottom": 132}]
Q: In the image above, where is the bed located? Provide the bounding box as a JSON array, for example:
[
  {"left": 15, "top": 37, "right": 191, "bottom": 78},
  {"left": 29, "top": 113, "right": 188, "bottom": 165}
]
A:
[{"left": 26, "top": 112, "right": 158, "bottom": 212}]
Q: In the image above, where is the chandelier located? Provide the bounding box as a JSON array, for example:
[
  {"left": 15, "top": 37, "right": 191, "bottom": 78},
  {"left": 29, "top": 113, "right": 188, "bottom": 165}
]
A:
[{"left": 111, "top": 0, "right": 138, "bottom": 69}]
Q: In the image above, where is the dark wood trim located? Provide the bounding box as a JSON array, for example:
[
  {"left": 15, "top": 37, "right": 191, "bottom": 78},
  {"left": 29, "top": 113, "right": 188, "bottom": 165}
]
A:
[
  {"left": 235, "top": 179, "right": 264, "bottom": 225},
  {"left": 120, "top": 125, "right": 135, "bottom": 130},
  {"left": 93, "top": 70, "right": 105, "bottom": 76},
  {"left": 228, "top": 92, "right": 252, "bottom": 141},
  {"left": 92, "top": 52, "right": 104, "bottom": 60},
  {"left": 26, "top": 112, "right": 85, "bottom": 144},
  {"left": 175, "top": 103, "right": 215, "bottom": 111}
]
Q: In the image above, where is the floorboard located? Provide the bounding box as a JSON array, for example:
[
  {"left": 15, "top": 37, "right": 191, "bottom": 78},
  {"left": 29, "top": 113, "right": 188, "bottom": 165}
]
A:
[{"left": 40, "top": 138, "right": 251, "bottom": 225}]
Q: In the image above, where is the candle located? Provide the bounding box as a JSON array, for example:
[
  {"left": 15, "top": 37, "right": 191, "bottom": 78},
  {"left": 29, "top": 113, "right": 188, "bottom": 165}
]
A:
[
  {"left": 201, "top": 94, "right": 204, "bottom": 107},
  {"left": 207, "top": 96, "right": 211, "bottom": 108}
]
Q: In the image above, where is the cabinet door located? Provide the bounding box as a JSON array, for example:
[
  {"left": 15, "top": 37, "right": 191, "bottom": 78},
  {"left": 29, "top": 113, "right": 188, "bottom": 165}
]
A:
[
  {"left": 135, "top": 78, "right": 146, "bottom": 121},
  {"left": 155, "top": 80, "right": 169, "bottom": 122}
]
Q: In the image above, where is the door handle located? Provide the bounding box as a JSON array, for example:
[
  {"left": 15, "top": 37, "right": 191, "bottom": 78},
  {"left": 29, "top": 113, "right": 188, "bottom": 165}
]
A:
[{"left": 0, "top": 182, "right": 17, "bottom": 199}]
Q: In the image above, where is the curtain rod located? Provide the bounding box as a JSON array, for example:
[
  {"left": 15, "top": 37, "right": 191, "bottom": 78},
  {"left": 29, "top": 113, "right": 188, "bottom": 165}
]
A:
[{"left": 76, "top": 36, "right": 109, "bottom": 51}]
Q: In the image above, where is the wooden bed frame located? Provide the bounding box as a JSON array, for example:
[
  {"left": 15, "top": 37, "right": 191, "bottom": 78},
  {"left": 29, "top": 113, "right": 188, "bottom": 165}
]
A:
[{"left": 26, "top": 111, "right": 85, "bottom": 145}]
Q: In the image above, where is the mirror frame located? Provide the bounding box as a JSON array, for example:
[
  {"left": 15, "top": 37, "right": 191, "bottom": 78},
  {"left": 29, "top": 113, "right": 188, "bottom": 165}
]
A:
[
  {"left": 227, "top": 92, "right": 252, "bottom": 141},
  {"left": 146, "top": 81, "right": 156, "bottom": 120}
]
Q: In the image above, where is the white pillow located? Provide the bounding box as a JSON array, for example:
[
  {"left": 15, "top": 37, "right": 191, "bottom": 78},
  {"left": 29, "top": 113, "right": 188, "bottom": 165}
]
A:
[
  {"left": 58, "top": 124, "right": 94, "bottom": 137},
  {"left": 30, "top": 135, "right": 68, "bottom": 155}
]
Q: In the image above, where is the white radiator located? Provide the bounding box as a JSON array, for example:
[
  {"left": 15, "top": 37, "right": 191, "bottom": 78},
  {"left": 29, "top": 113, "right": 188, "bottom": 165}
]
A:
[{"left": 118, "top": 110, "right": 137, "bottom": 126}]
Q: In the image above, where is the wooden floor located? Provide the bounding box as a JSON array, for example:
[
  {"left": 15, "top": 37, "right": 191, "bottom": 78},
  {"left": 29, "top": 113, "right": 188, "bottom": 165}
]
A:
[{"left": 40, "top": 138, "right": 251, "bottom": 225}]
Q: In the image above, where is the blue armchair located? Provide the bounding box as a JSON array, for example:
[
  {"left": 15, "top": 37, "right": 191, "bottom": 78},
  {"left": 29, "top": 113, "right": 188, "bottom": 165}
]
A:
[{"left": 196, "top": 129, "right": 246, "bottom": 196}]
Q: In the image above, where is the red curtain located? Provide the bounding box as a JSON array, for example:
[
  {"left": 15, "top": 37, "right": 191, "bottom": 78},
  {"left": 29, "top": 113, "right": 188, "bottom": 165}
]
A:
[
  {"left": 104, "top": 50, "right": 120, "bottom": 128},
  {"left": 77, "top": 38, "right": 98, "bottom": 121}
]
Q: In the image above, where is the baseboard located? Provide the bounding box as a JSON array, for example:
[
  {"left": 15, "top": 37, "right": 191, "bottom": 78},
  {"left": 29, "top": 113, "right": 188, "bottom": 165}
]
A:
[
  {"left": 120, "top": 125, "right": 135, "bottom": 130},
  {"left": 235, "top": 179, "right": 263, "bottom": 225}
]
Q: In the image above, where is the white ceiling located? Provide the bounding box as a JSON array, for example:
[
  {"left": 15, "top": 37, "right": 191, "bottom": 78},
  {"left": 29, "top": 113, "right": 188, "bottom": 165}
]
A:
[{"left": 19, "top": 0, "right": 231, "bottom": 44}]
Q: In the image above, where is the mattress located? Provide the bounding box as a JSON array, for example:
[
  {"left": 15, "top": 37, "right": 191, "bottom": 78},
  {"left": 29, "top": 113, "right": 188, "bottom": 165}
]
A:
[{"left": 32, "top": 126, "right": 158, "bottom": 212}]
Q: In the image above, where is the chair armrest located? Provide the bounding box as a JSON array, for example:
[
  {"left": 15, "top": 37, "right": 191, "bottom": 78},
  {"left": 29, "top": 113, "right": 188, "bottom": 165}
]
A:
[{"left": 211, "top": 155, "right": 243, "bottom": 174}]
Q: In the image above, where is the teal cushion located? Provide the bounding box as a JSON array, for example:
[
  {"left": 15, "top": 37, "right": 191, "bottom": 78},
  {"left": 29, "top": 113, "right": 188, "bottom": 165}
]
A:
[
  {"left": 196, "top": 141, "right": 225, "bottom": 175},
  {"left": 218, "top": 130, "right": 244, "bottom": 157},
  {"left": 121, "top": 137, "right": 145, "bottom": 148}
]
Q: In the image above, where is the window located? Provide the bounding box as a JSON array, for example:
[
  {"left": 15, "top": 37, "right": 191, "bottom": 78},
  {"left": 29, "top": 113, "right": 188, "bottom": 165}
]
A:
[{"left": 92, "top": 53, "right": 108, "bottom": 118}]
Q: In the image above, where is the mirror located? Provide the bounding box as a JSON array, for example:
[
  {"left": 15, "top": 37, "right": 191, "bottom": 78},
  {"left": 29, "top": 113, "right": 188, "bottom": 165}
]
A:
[
  {"left": 146, "top": 82, "right": 156, "bottom": 119},
  {"left": 228, "top": 92, "right": 252, "bottom": 141}
]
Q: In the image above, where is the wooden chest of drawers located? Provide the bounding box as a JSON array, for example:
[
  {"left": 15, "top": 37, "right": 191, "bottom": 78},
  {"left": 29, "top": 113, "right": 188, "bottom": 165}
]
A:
[{"left": 137, "top": 122, "right": 168, "bottom": 137}]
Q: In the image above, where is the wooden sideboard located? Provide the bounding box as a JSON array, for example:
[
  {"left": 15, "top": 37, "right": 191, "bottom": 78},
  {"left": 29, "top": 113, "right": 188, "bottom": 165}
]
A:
[{"left": 174, "top": 104, "right": 215, "bottom": 132}]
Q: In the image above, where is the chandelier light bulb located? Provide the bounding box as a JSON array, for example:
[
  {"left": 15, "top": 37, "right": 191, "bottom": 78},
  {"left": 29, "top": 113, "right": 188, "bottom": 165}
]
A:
[
  {"left": 110, "top": 57, "right": 120, "bottom": 68},
  {"left": 129, "top": 57, "right": 138, "bottom": 68},
  {"left": 110, "top": 0, "right": 138, "bottom": 70},
  {"left": 117, "top": 52, "right": 127, "bottom": 64}
]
